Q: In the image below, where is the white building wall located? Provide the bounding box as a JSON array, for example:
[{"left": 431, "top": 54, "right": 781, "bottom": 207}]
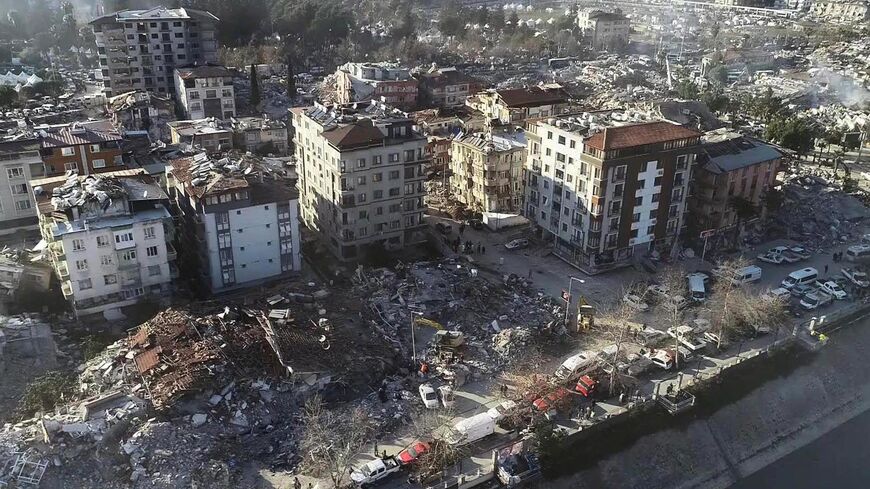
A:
[{"left": 0, "top": 151, "right": 42, "bottom": 233}]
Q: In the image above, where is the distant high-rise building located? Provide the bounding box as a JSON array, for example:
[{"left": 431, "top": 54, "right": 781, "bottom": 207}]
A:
[{"left": 91, "top": 7, "right": 219, "bottom": 97}]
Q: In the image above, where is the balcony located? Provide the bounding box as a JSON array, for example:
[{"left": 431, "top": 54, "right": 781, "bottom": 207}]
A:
[
  {"left": 56, "top": 262, "right": 69, "bottom": 279},
  {"left": 118, "top": 259, "right": 139, "bottom": 270},
  {"left": 61, "top": 281, "right": 73, "bottom": 298}
]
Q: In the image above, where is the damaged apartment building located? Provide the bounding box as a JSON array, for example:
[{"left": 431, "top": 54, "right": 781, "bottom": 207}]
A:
[
  {"left": 449, "top": 129, "right": 527, "bottom": 213},
  {"left": 291, "top": 101, "right": 428, "bottom": 261},
  {"left": 173, "top": 62, "right": 236, "bottom": 120},
  {"left": 523, "top": 113, "right": 700, "bottom": 274},
  {"left": 334, "top": 62, "right": 418, "bottom": 111},
  {"left": 468, "top": 84, "right": 572, "bottom": 127},
  {"left": 31, "top": 169, "right": 177, "bottom": 317},
  {"left": 166, "top": 153, "right": 301, "bottom": 294}
]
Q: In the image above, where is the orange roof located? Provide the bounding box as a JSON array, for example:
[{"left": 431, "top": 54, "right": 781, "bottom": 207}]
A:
[{"left": 586, "top": 121, "right": 700, "bottom": 151}]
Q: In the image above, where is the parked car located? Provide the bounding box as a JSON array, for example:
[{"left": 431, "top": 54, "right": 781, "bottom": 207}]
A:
[
  {"left": 574, "top": 375, "right": 599, "bottom": 397},
  {"left": 666, "top": 325, "right": 708, "bottom": 352},
  {"left": 757, "top": 251, "right": 785, "bottom": 264},
  {"left": 646, "top": 285, "right": 688, "bottom": 309},
  {"left": 397, "top": 442, "right": 430, "bottom": 465},
  {"left": 818, "top": 280, "right": 847, "bottom": 300},
  {"left": 435, "top": 222, "right": 452, "bottom": 234},
  {"left": 553, "top": 350, "right": 597, "bottom": 382},
  {"left": 841, "top": 267, "right": 869, "bottom": 288},
  {"left": 768, "top": 246, "right": 801, "bottom": 263},
  {"left": 800, "top": 290, "right": 833, "bottom": 310},
  {"left": 350, "top": 457, "right": 401, "bottom": 486},
  {"left": 789, "top": 284, "right": 815, "bottom": 299},
  {"left": 419, "top": 384, "right": 439, "bottom": 409},
  {"left": 789, "top": 246, "right": 812, "bottom": 260},
  {"left": 465, "top": 219, "right": 484, "bottom": 230},
  {"left": 762, "top": 287, "right": 791, "bottom": 302},
  {"left": 532, "top": 387, "right": 572, "bottom": 413},
  {"left": 622, "top": 294, "right": 650, "bottom": 312},
  {"left": 504, "top": 238, "right": 529, "bottom": 250}
]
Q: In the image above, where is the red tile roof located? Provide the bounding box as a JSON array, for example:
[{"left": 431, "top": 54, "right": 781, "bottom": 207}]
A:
[
  {"left": 585, "top": 121, "right": 701, "bottom": 151},
  {"left": 39, "top": 121, "right": 121, "bottom": 148}
]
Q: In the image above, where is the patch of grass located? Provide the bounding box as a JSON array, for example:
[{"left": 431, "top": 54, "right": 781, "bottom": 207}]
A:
[{"left": 16, "top": 371, "right": 77, "bottom": 419}]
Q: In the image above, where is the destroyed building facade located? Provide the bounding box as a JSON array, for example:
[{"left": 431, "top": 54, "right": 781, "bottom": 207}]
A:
[
  {"left": 230, "top": 116, "right": 289, "bottom": 155},
  {"left": 32, "top": 169, "right": 177, "bottom": 317},
  {"left": 523, "top": 113, "right": 701, "bottom": 273},
  {"left": 335, "top": 62, "right": 419, "bottom": 111},
  {"left": 167, "top": 118, "right": 233, "bottom": 152},
  {"left": 415, "top": 66, "right": 484, "bottom": 109},
  {"left": 468, "top": 85, "right": 572, "bottom": 127},
  {"left": 0, "top": 138, "right": 43, "bottom": 234},
  {"left": 449, "top": 129, "right": 527, "bottom": 213},
  {"left": 91, "top": 7, "right": 220, "bottom": 97},
  {"left": 690, "top": 129, "right": 784, "bottom": 231},
  {"left": 292, "top": 101, "right": 428, "bottom": 261},
  {"left": 173, "top": 63, "right": 236, "bottom": 120},
  {"left": 166, "top": 153, "right": 301, "bottom": 294},
  {"left": 576, "top": 10, "right": 631, "bottom": 52},
  {"left": 810, "top": 0, "right": 870, "bottom": 22},
  {"left": 106, "top": 90, "right": 176, "bottom": 142},
  {"left": 37, "top": 121, "right": 126, "bottom": 177}
]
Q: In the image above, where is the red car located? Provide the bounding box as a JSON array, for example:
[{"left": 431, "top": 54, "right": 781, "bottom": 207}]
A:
[
  {"left": 397, "top": 441, "right": 430, "bottom": 465},
  {"left": 575, "top": 375, "right": 599, "bottom": 397},
  {"left": 532, "top": 387, "right": 572, "bottom": 412}
]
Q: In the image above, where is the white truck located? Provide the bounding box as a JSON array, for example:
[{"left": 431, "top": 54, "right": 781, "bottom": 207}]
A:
[
  {"left": 800, "top": 290, "right": 833, "bottom": 310},
  {"left": 350, "top": 457, "right": 401, "bottom": 487},
  {"left": 445, "top": 412, "right": 496, "bottom": 447},
  {"left": 553, "top": 350, "right": 596, "bottom": 382}
]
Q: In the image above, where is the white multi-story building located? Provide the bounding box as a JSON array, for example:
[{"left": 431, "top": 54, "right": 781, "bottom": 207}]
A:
[
  {"left": 91, "top": 7, "right": 219, "bottom": 97},
  {"left": 523, "top": 113, "right": 701, "bottom": 274},
  {"left": 576, "top": 10, "right": 631, "bottom": 51},
  {"left": 0, "top": 138, "right": 44, "bottom": 234},
  {"left": 291, "top": 101, "right": 428, "bottom": 261},
  {"left": 32, "top": 169, "right": 177, "bottom": 317},
  {"left": 166, "top": 153, "right": 301, "bottom": 294},
  {"left": 174, "top": 63, "right": 235, "bottom": 120},
  {"left": 449, "top": 130, "right": 527, "bottom": 213}
]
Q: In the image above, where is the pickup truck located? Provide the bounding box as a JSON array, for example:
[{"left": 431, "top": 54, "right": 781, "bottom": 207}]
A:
[
  {"left": 350, "top": 457, "right": 401, "bottom": 487},
  {"left": 667, "top": 325, "right": 708, "bottom": 352},
  {"left": 800, "top": 290, "right": 833, "bottom": 310}
]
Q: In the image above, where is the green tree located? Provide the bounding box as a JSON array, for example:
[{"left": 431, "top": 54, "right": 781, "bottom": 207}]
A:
[
  {"left": 438, "top": 0, "right": 466, "bottom": 38},
  {"left": 0, "top": 86, "right": 16, "bottom": 108},
  {"left": 766, "top": 117, "right": 817, "bottom": 156},
  {"left": 674, "top": 79, "right": 700, "bottom": 100},
  {"left": 249, "top": 64, "right": 261, "bottom": 108}
]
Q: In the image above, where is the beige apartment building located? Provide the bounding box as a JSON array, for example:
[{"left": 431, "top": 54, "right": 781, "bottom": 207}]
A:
[
  {"left": 449, "top": 130, "right": 527, "bottom": 213},
  {"left": 291, "top": 101, "right": 428, "bottom": 261}
]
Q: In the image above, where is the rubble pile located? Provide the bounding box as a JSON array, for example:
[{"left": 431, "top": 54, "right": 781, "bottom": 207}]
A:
[
  {"left": 767, "top": 169, "right": 868, "bottom": 247},
  {"left": 356, "top": 259, "right": 562, "bottom": 371}
]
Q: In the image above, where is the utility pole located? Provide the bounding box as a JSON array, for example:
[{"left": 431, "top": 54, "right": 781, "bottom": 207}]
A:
[
  {"left": 410, "top": 311, "right": 424, "bottom": 364},
  {"left": 564, "top": 276, "right": 586, "bottom": 325}
]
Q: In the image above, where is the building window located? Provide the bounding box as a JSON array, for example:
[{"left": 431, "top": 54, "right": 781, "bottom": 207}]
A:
[
  {"left": 634, "top": 196, "right": 643, "bottom": 206},
  {"left": 72, "top": 239, "right": 86, "bottom": 251},
  {"left": 100, "top": 255, "right": 113, "bottom": 266},
  {"left": 357, "top": 158, "right": 366, "bottom": 168},
  {"left": 90, "top": 144, "right": 101, "bottom": 153},
  {"left": 10, "top": 183, "right": 27, "bottom": 195},
  {"left": 373, "top": 190, "right": 383, "bottom": 199},
  {"left": 144, "top": 226, "right": 156, "bottom": 239},
  {"left": 104, "top": 274, "right": 117, "bottom": 285},
  {"left": 6, "top": 167, "right": 23, "bottom": 179},
  {"left": 389, "top": 170, "right": 400, "bottom": 180},
  {"left": 64, "top": 162, "right": 78, "bottom": 172},
  {"left": 190, "top": 91, "right": 200, "bottom": 100},
  {"left": 373, "top": 155, "right": 382, "bottom": 165},
  {"left": 96, "top": 236, "right": 110, "bottom": 247},
  {"left": 115, "top": 232, "right": 134, "bottom": 243},
  {"left": 148, "top": 265, "right": 162, "bottom": 276},
  {"left": 389, "top": 153, "right": 399, "bottom": 162},
  {"left": 120, "top": 250, "right": 136, "bottom": 261},
  {"left": 14, "top": 200, "right": 31, "bottom": 211},
  {"left": 61, "top": 147, "right": 75, "bottom": 156},
  {"left": 78, "top": 278, "right": 93, "bottom": 290},
  {"left": 92, "top": 159, "right": 106, "bottom": 169},
  {"left": 75, "top": 259, "right": 88, "bottom": 271}
]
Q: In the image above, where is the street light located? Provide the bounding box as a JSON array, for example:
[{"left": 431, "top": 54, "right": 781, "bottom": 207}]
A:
[{"left": 563, "top": 276, "right": 586, "bottom": 324}]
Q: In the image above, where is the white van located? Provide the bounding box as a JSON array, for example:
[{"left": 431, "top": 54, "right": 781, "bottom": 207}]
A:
[
  {"left": 781, "top": 267, "right": 819, "bottom": 289},
  {"left": 553, "top": 350, "right": 596, "bottom": 382},
  {"left": 687, "top": 273, "right": 707, "bottom": 302},
  {"left": 845, "top": 245, "right": 870, "bottom": 263},
  {"left": 445, "top": 412, "right": 496, "bottom": 446},
  {"left": 714, "top": 265, "right": 762, "bottom": 286}
]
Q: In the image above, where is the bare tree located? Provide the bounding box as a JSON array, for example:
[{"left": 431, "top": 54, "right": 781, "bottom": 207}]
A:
[
  {"left": 706, "top": 257, "right": 753, "bottom": 349},
  {"left": 738, "top": 291, "right": 790, "bottom": 339},
  {"left": 657, "top": 266, "right": 689, "bottom": 369},
  {"left": 299, "top": 395, "right": 375, "bottom": 489},
  {"left": 593, "top": 291, "right": 639, "bottom": 396}
]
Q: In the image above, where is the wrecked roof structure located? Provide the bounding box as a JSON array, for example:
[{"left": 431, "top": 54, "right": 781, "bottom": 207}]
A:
[
  {"left": 699, "top": 129, "right": 784, "bottom": 174},
  {"left": 585, "top": 120, "right": 701, "bottom": 151},
  {"left": 168, "top": 152, "right": 296, "bottom": 202},
  {"left": 494, "top": 85, "right": 570, "bottom": 108},
  {"left": 174, "top": 62, "right": 233, "bottom": 80},
  {"left": 35, "top": 120, "right": 122, "bottom": 149}
]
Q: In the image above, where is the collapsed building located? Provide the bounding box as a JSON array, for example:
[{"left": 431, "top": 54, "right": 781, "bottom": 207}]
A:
[
  {"left": 106, "top": 90, "right": 175, "bottom": 141},
  {"left": 467, "top": 84, "right": 573, "bottom": 127},
  {"left": 167, "top": 118, "right": 233, "bottom": 153},
  {"left": 32, "top": 169, "right": 177, "bottom": 317},
  {"left": 230, "top": 116, "right": 289, "bottom": 155},
  {"left": 166, "top": 152, "right": 301, "bottom": 294},
  {"left": 334, "top": 62, "right": 419, "bottom": 111},
  {"left": 173, "top": 62, "right": 236, "bottom": 120}
]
